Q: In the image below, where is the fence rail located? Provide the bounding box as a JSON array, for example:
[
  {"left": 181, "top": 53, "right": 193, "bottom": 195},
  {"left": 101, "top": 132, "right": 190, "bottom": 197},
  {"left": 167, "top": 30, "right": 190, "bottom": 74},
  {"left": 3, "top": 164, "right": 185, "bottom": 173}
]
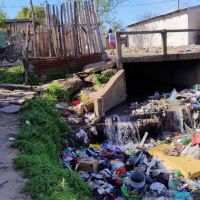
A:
[{"left": 115, "top": 29, "right": 200, "bottom": 69}]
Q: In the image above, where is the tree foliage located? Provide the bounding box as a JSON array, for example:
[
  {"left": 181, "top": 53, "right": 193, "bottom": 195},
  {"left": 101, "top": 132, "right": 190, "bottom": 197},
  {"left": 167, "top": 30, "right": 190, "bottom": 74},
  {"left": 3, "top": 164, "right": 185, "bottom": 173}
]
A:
[
  {"left": 0, "top": 5, "right": 7, "bottom": 23},
  {"left": 16, "top": 6, "right": 45, "bottom": 24},
  {"left": 95, "top": 0, "right": 127, "bottom": 28}
]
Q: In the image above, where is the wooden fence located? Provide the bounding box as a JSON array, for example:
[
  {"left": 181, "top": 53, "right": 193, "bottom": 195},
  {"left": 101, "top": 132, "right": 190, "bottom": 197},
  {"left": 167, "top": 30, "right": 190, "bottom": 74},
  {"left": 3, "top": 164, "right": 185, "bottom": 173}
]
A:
[
  {"left": 1, "top": 0, "right": 104, "bottom": 59},
  {"left": 31, "top": 0, "right": 104, "bottom": 58}
]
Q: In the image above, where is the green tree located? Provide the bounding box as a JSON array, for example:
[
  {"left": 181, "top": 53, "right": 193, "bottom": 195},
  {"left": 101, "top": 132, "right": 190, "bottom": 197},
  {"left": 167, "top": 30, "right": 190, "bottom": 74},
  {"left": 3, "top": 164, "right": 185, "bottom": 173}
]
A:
[
  {"left": 16, "top": 6, "right": 45, "bottom": 24},
  {"left": 95, "top": 0, "right": 127, "bottom": 27}
]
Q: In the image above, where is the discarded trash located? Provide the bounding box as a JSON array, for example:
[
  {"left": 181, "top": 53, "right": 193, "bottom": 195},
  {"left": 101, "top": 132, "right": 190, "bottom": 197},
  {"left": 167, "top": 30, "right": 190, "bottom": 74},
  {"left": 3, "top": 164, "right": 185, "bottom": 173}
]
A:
[
  {"left": 150, "top": 182, "right": 166, "bottom": 194},
  {"left": 128, "top": 171, "right": 146, "bottom": 189},
  {"left": 72, "top": 99, "right": 81, "bottom": 106},
  {"left": 76, "top": 129, "right": 88, "bottom": 144},
  {"left": 60, "top": 85, "right": 200, "bottom": 199},
  {"left": 77, "top": 159, "right": 99, "bottom": 172}
]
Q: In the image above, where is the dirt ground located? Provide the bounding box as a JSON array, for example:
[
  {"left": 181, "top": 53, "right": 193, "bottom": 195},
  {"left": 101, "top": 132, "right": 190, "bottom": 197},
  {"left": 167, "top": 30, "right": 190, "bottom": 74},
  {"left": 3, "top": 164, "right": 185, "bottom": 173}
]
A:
[
  {"left": 0, "top": 87, "right": 31, "bottom": 199},
  {"left": 0, "top": 112, "right": 29, "bottom": 200}
]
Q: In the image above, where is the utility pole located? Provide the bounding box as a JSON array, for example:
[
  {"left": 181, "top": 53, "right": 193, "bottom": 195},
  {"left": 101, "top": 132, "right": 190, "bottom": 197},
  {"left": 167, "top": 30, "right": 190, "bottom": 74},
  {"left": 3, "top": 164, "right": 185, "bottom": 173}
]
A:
[{"left": 178, "top": 0, "right": 180, "bottom": 10}]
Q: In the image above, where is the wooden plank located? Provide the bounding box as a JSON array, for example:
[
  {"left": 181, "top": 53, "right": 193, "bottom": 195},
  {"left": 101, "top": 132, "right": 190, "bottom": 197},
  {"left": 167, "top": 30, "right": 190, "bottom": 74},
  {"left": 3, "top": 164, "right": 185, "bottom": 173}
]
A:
[
  {"left": 52, "top": 5, "right": 59, "bottom": 56},
  {"left": 69, "top": 0, "right": 76, "bottom": 55},
  {"left": 66, "top": 1, "right": 70, "bottom": 55},
  {"left": 88, "top": 0, "right": 99, "bottom": 53},
  {"left": 78, "top": 1, "right": 86, "bottom": 55},
  {"left": 46, "top": 3, "right": 51, "bottom": 57},
  {"left": 56, "top": 6, "right": 63, "bottom": 56},
  {"left": 81, "top": 1, "right": 91, "bottom": 54},
  {"left": 74, "top": 1, "right": 80, "bottom": 55},
  {"left": 91, "top": 0, "right": 104, "bottom": 53},
  {"left": 61, "top": 3, "right": 67, "bottom": 56},
  {"left": 84, "top": 1, "right": 95, "bottom": 53},
  {"left": 85, "top": 1, "right": 97, "bottom": 53}
]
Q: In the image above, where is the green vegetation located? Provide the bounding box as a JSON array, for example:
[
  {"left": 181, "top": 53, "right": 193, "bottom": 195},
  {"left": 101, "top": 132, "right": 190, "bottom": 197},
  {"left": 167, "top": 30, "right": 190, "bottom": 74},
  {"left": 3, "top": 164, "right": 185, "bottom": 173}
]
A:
[
  {"left": 0, "top": 65, "right": 68, "bottom": 85},
  {"left": 13, "top": 92, "right": 91, "bottom": 200},
  {"left": 79, "top": 90, "right": 90, "bottom": 104},
  {"left": 16, "top": 6, "right": 45, "bottom": 25},
  {"left": 0, "top": 65, "right": 24, "bottom": 84},
  {"left": 93, "top": 69, "right": 116, "bottom": 85},
  {"left": 47, "top": 83, "right": 69, "bottom": 101},
  {"left": 0, "top": 4, "right": 7, "bottom": 23}
]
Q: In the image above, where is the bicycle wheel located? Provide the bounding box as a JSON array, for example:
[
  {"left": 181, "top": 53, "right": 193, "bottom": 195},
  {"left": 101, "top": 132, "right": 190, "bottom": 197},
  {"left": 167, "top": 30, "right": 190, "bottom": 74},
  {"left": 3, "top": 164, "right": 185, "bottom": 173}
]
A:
[{"left": 5, "top": 45, "right": 19, "bottom": 63}]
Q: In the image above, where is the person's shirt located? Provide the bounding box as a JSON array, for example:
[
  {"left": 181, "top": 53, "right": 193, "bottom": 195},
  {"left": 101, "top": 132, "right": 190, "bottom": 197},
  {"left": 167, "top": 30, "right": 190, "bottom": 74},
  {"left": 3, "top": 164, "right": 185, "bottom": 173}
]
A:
[{"left": 108, "top": 33, "right": 115, "bottom": 43}]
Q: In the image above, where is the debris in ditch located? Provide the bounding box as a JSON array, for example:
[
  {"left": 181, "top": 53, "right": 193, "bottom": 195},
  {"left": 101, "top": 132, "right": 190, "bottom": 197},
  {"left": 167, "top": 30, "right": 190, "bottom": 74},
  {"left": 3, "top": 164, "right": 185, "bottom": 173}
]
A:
[
  {"left": 59, "top": 85, "right": 200, "bottom": 199},
  {"left": 76, "top": 129, "right": 89, "bottom": 144},
  {"left": 61, "top": 144, "right": 196, "bottom": 199}
]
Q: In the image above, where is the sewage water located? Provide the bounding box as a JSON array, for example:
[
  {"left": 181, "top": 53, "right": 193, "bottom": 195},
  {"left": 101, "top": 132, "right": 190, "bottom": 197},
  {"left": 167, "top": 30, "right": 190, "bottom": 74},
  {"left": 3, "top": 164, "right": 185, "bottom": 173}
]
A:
[
  {"left": 105, "top": 114, "right": 140, "bottom": 145},
  {"left": 103, "top": 91, "right": 194, "bottom": 145}
]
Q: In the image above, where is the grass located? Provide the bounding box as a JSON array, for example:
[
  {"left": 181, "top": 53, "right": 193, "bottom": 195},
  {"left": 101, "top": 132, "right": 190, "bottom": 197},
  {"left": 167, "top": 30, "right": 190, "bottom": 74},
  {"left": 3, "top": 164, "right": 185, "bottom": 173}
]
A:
[
  {"left": 0, "top": 65, "right": 24, "bottom": 84},
  {"left": 93, "top": 69, "right": 116, "bottom": 86},
  {"left": 13, "top": 92, "right": 91, "bottom": 200},
  {"left": 79, "top": 90, "right": 90, "bottom": 104},
  {"left": 0, "top": 65, "right": 68, "bottom": 85},
  {"left": 47, "top": 83, "right": 69, "bottom": 102}
]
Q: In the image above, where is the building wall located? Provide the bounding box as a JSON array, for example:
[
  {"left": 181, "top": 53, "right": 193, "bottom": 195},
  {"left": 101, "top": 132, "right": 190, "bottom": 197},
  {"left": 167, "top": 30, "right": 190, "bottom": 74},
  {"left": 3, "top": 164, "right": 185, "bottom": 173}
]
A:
[
  {"left": 128, "top": 11, "right": 189, "bottom": 48},
  {"left": 188, "top": 6, "right": 200, "bottom": 44}
]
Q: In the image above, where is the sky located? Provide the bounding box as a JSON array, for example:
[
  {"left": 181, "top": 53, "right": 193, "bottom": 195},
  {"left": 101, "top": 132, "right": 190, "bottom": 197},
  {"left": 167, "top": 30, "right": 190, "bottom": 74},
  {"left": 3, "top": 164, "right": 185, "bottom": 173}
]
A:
[{"left": 2, "top": 0, "right": 200, "bottom": 26}]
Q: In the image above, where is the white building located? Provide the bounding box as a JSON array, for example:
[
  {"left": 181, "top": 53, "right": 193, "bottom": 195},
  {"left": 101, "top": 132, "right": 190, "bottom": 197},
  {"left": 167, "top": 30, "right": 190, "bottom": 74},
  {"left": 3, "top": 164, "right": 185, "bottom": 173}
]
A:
[{"left": 128, "top": 6, "right": 200, "bottom": 48}]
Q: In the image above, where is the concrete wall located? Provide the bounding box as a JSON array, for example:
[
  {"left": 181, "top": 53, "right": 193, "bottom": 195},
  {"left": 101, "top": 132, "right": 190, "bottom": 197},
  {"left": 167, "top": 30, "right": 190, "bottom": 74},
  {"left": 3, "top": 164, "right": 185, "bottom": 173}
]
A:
[
  {"left": 188, "top": 6, "right": 200, "bottom": 44},
  {"left": 128, "top": 10, "right": 189, "bottom": 48},
  {"left": 94, "top": 70, "right": 127, "bottom": 119},
  {"left": 124, "top": 60, "right": 200, "bottom": 98}
]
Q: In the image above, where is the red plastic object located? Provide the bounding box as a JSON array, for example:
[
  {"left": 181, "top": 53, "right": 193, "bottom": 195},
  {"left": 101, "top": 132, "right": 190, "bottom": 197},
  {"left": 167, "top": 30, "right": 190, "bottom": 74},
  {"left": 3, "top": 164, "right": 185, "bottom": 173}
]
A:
[
  {"left": 72, "top": 100, "right": 81, "bottom": 106},
  {"left": 116, "top": 166, "right": 127, "bottom": 175},
  {"left": 192, "top": 133, "right": 200, "bottom": 145}
]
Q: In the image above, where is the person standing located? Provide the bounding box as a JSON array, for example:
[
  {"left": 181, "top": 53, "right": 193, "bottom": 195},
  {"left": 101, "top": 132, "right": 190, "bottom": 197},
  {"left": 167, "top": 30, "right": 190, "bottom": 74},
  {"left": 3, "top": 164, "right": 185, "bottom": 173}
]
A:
[{"left": 108, "top": 28, "right": 115, "bottom": 55}]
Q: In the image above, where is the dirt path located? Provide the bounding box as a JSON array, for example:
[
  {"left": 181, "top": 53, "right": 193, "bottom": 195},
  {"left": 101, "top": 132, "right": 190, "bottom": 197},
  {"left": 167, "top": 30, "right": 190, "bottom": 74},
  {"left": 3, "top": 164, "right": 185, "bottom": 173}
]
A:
[{"left": 0, "top": 88, "right": 32, "bottom": 200}]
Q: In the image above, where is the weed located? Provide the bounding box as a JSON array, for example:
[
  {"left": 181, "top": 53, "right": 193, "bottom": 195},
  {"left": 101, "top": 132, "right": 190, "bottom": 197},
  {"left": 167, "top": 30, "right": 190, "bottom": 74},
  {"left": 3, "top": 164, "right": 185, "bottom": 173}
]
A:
[
  {"left": 47, "top": 83, "right": 69, "bottom": 101},
  {"left": 14, "top": 93, "right": 91, "bottom": 199},
  {"left": 79, "top": 91, "right": 90, "bottom": 104},
  {"left": 93, "top": 69, "right": 116, "bottom": 86},
  {"left": 0, "top": 65, "right": 24, "bottom": 84},
  {"left": 0, "top": 65, "right": 70, "bottom": 85}
]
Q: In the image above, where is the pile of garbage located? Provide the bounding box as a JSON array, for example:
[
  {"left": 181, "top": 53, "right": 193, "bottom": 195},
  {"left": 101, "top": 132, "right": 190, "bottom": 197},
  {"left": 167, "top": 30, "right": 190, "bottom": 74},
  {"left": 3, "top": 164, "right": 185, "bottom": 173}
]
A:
[
  {"left": 62, "top": 141, "right": 200, "bottom": 200},
  {"left": 58, "top": 85, "right": 200, "bottom": 199}
]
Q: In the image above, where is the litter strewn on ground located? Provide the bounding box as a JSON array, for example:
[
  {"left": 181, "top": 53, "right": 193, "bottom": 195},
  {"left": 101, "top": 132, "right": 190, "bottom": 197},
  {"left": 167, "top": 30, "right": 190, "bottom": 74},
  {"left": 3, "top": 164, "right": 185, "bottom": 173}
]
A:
[{"left": 58, "top": 84, "right": 200, "bottom": 199}]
